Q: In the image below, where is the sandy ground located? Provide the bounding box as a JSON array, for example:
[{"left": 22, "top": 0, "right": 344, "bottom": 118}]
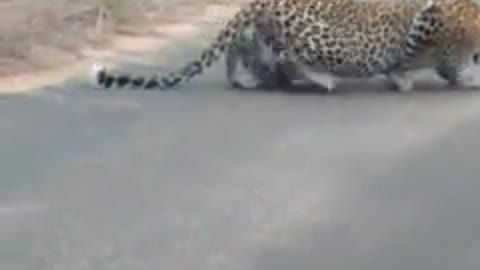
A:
[
  {"left": 2, "top": 3, "right": 480, "bottom": 270},
  {"left": 0, "top": 0, "right": 245, "bottom": 94}
]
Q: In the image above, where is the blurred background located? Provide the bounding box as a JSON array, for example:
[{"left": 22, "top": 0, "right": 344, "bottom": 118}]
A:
[{"left": 0, "top": 0, "right": 242, "bottom": 77}]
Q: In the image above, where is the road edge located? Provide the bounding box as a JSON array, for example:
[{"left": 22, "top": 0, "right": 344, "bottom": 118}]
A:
[{"left": 0, "top": 3, "right": 240, "bottom": 95}]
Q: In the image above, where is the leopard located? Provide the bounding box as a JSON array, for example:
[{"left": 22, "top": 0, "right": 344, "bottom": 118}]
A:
[
  {"left": 225, "top": 20, "right": 315, "bottom": 90},
  {"left": 89, "top": 0, "right": 480, "bottom": 93},
  {"left": 225, "top": 24, "right": 297, "bottom": 89}
]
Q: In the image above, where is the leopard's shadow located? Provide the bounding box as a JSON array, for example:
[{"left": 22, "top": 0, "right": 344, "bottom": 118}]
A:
[{"left": 228, "top": 77, "right": 479, "bottom": 96}]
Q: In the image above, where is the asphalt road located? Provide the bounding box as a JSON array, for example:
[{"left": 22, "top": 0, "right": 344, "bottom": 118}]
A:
[{"left": 1, "top": 61, "right": 480, "bottom": 270}]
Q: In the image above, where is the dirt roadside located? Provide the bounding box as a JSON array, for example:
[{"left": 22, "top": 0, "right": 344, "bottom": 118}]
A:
[{"left": 0, "top": 2, "right": 243, "bottom": 95}]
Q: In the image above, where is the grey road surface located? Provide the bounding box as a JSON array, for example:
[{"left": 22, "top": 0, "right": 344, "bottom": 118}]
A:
[{"left": 1, "top": 60, "right": 480, "bottom": 270}]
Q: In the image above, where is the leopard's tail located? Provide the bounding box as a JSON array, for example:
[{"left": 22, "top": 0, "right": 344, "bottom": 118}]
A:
[
  {"left": 403, "top": 0, "right": 443, "bottom": 61},
  {"left": 89, "top": 0, "right": 269, "bottom": 90}
]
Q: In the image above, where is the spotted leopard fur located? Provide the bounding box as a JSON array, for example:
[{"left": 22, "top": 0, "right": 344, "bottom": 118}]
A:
[
  {"left": 225, "top": 24, "right": 302, "bottom": 89},
  {"left": 90, "top": 0, "right": 480, "bottom": 92}
]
